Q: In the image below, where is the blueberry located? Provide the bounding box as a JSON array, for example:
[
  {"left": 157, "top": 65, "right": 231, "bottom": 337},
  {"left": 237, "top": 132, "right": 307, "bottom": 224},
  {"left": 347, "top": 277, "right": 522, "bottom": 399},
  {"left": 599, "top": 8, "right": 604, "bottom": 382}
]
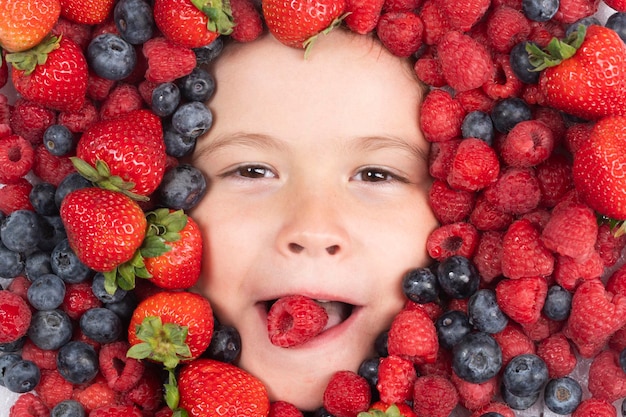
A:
[
  {"left": 375, "top": 330, "right": 389, "bottom": 358},
  {"left": 607, "top": 12, "right": 626, "bottom": 44},
  {"left": 491, "top": 98, "right": 532, "bottom": 133},
  {"left": 544, "top": 377, "right": 582, "bottom": 414},
  {"left": 500, "top": 381, "right": 540, "bottom": 410},
  {"left": 51, "top": 239, "right": 92, "bottom": 284},
  {"left": 57, "top": 341, "right": 99, "bottom": 384},
  {"left": 178, "top": 67, "right": 216, "bottom": 102},
  {"left": 0, "top": 242, "right": 24, "bottom": 278},
  {"left": 452, "top": 332, "right": 502, "bottom": 383},
  {"left": 151, "top": 82, "right": 181, "bottom": 117},
  {"left": 1, "top": 210, "right": 43, "bottom": 253},
  {"left": 51, "top": 400, "right": 86, "bottom": 417},
  {"left": 312, "top": 407, "right": 334, "bottom": 417},
  {"left": 92, "top": 272, "right": 127, "bottom": 304},
  {"left": 87, "top": 33, "right": 137, "bottom": 81},
  {"left": 522, "top": 0, "right": 558, "bottom": 21},
  {"left": 542, "top": 285, "right": 572, "bottom": 321},
  {"left": 436, "top": 310, "right": 472, "bottom": 350},
  {"left": 27, "top": 273, "right": 66, "bottom": 310},
  {"left": 0, "top": 353, "right": 21, "bottom": 386},
  {"left": 80, "top": 307, "right": 122, "bottom": 344},
  {"left": 623, "top": 398, "right": 626, "bottom": 417},
  {"left": 402, "top": 266, "right": 439, "bottom": 304},
  {"left": 30, "top": 182, "right": 59, "bottom": 216},
  {"left": 436, "top": 255, "right": 480, "bottom": 299},
  {"left": 0, "top": 337, "right": 26, "bottom": 353},
  {"left": 468, "top": 289, "right": 508, "bottom": 334},
  {"left": 38, "top": 216, "right": 68, "bottom": 253},
  {"left": 55, "top": 174, "right": 92, "bottom": 209},
  {"left": 104, "top": 291, "right": 138, "bottom": 324},
  {"left": 509, "top": 41, "right": 540, "bottom": 84},
  {"left": 171, "top": 101, "right": 213, "bottom": 138},
  {"left": 480, "top": 414, "right": 505, "bottom": 417},
  {"left": 25, "top": 251, "right": 53, "bottom": 281},
  {"left": 163, "top": 123, "right": 197, "bottom": 158},
  {"left": 205, "top": 323, "right": 241, "bottom": 363},
  {"left": 193, "top": 38, "right": 224, "bottom": 64},
  {"left": 157, "top": 164, "right": 208, "bottom": 210},
  {"left": 43, "top": 125, "right": 75, "bottom": 157},
  {"left": 358, "top": 357, "right": 380, "bottom": 389},
  {"left": 4, "top": 359, "right": 40, "bottom": 393},
  {"left": 566, "top": 17, "right": 601, "bottom": 37},
  {"left": 28, "top": 309, "right": 73, "bottom": 350},
  {"left": 461, "top": 111, "right": 495, "bottom": 144},
  {"left": 502, "top": 353, "right": 548, "bottom": 397},
  {"left": 114, "top": 0, "right": 154, "bottom": 45}
]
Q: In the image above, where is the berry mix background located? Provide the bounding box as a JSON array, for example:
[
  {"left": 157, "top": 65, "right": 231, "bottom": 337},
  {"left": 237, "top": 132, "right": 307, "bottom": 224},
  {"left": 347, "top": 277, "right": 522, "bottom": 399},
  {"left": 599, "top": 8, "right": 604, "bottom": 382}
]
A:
[{"left": 0, "top": 1, "right": 626, "bottom": 417}]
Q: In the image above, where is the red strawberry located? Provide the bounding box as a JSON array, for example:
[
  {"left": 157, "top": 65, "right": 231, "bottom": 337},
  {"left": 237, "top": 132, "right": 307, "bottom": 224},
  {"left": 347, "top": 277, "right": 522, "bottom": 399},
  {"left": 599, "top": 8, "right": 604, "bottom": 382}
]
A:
[
  {"left": 344, "top": 0, "right": 385, "bottom": 34},
  {"left": 269, "top": 401, "right": 304, "bottom": 417},
  {"left": 266, "top": 295, "right": 329, "bottom": 347},
  {"left": 178, "top": 359, "right": 270, "bottom": 417},
  {"left": 531, "top": 25, "right": 626, "bottom": 120},
  {"left": 263, "top": 0, "right": 346, "bottom": 52},
  {"left": 59, "top": 0, "right": 115, "bottom": 24},
  {"left": 387, "top": 307, "right": 438, "bottom": 364},
  {"left": 153, "top": 0, "right": 233, "bottom": 48},
  {"left": 7, "top": 36, "right": 88, "bottom": 112},
  {"left": 0, "top": 0, "right": 61, "bottom": 52},
  {"left": 323, "top": 370, "right": 371, "bottom": 417}
]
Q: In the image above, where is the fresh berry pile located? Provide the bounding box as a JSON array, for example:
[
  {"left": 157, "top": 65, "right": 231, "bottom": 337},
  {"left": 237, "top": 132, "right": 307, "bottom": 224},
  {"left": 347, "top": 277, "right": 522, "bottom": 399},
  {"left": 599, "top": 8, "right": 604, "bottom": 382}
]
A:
[{"left": 1, "top": 0, "right": 626, "bottom": 416}]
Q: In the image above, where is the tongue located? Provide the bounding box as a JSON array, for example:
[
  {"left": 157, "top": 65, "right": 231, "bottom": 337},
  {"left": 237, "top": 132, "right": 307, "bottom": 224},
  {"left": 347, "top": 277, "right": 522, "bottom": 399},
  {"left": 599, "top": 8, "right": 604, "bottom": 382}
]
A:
[{"left": 315, "top": 301, "right": 351, "bottom": 331}]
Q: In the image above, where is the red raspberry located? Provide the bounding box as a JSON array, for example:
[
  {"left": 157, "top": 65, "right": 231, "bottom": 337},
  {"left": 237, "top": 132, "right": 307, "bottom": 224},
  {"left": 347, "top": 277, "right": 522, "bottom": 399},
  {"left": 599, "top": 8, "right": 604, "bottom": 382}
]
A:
[
  {"left": 0, "top": 178, "right": 34, "bottom": 214},
  {"left": 22, "top": 339, "right": 58, "bottom": 370},
  {"left": 484, "top": 167, "right": 541, "bottom": 215},
  {"left": 499, "top": 120, "right": 554, "bottom": 168},
  {"left": 269, "top": 401, "right": 304, "bottom": 417},
  {"left": 376, "top": 354, "right": 417, "bottom": 404},
  {"left": 87, "top": 70, "right": 117, "bottom": 102},
  {"left": 137, "top": 80, "right": 159, "bottom": 105},
  {"left": 572, "top": 398, "right": 617, "bottom": 417},
  {"left": 521, "top": 313, "right": 563, "bottom": 342},
  {"left": 420, "top": 0, "right": 451, "bottom": 45},
  {"left": 428, "top": 139, "right": 461, "bottom": 180},
  {"left": 32, "top": 144, "right": 76, "bottom": 187},
  {"left": 542, "top": 202, "right": 598, "bottom": 261},
  {"left": 414, "top": 55, "right": 446, "bottom": 88},
  {"left": 0, "top": 289, "right": 32, "bottom": 343},
  {"left": 605, "top": 0, "right": 626, "bottom": 10},
  {"left": 376, "top": 11, "right": 424, "bottom": 57},
  {"left": 536, "top": 333, "right": 577, "bottom": 378},
  {"left": 553, "top": 251, "right": 604, "bottom": 292},
  {"left": 72, "top": 375, "right": 119, "bottom": 413},
  {"left": 405, "top": 300, "right": 444, "bottom": 321},
  {"left": 59, "top": 100, "right": 99, "bottom": 133},
  {"left": 119, "top": 365, "right": 163, "bottom": 413},
  {"left": 345, "top": 0, "right": 385, "bottom": 34},
  {"left": 469, "top": 194, "right": 513, "bottom": 231},
  {"left": 7, "top": 275, "right": 31, "bottom": 301},
  {"left": 416, "top": 348, "right": 452, "bottom": 379},
  {"left": 521, "top": 83, "right": 548, "bottom": 107},
  {"left": 90, "top": 405, "right": 143, "bottom": 417},
  {"left": 472, "top": 231, "right": 503, "bottom": 284},
  {"left": 607, "top": 264, "right": 626, "bottom": 296},
  {"left": 428, "top": 179, "right": 475, "bottom": 224},
  {"left": 8, "top": 393, "right": 49, "bottom": 417},
  {"left": 267, "top": 295, "right": 329, "bottom": 348},
  {"left": 587, "top": 349, "right": 626, "bottom": 403},
  {"left": 610, "top": 326, "right": 626, "bottom": 352},
  {"left": 100, "top": 341, "right": 145, "bottom": 392},
  {"left": 456, "top": 89, "right": 495, "bottom": 113},
  {"left": 533, "top": 107, "right": 566, "bottom": 144},
  {"left": 230, "top": 0, "right": 264, "bottom": 41},
  {"left": 35, "top": 369, "right": 74, "bottom": 409},
  {"left": 433, "top": 0, "right": 489, "bottom": 31},
  {"left": 143, "top": 37, "right": 196, "bottom": 83},
  {"left": 501, "top": 219, "right": 554, "bottom": 279},
  {"left": 450, "top": 372, "right": 497, "bottom": 411},
  {"left": 492, "top": 323, "right": 536, "bottom": 367},
  {"left": 426, "top": 222, "right": 479, "bottom": 261},
  {"left": 553, "top": 0, "right": 600, "bottom": 23},
  {"left": 596, "top": 223, "right": 626, "bottom": 267},
  {"left": 536, "top": 154, "right": 573, "bottom": 208},
  {"left": 383, "top": 0, "right": 422, "bottom": 11},
  {"left": 486, "top": 6, "right": 531, "bottom": 53},
  {"left": 469, "top": 402, "right": 515, "bottom": 417},
  {"left": 10, "top": 99, "right": 57, "bottom": 146},
  {"left": 99, "top": 84, "right": 144, "bottom": 121},
  {"left": 52, "top": 17, "right": 93, "bottom": 50},
  {"left": 519, "top": 208, "right": 551, "bottom": 230},
  {"left": 370, "top": 402, "right": 417, "bottom": 417},
  {"left": 412, "top": 375, "right": 458, "bottom": 417},
  {"left": 387, "top": 307, "right": 438, "bottom": 364},
  {"left": 564, "top": 122, "right": 594, "bottom": 155},
  {"left": 528, "top": 20, "right": 565, "bottom": 47},
  {"left": 482, "top": 54, "right": 524, "bottom": 100},
  {"left": 323, "top": 371, "right": 371, "bottom": 417},
  {"left": 565, "top": 279, "right": 626, "bottom": 358},
  {"left": 447, "top": 138, "right": 500, "bottom": 191},
  {"left": 496, "top": 276, "right": 548, "bottom": 324},
  {"left": 447, "top": 298, "right": 469, "bottom": 314},
  {"left": 73, "top": 326, "right": 101, "bottom": 351},
  {"left": 0, "top": 93, "right": 11, "bottom": 125},
  {"left": 437, "top": 31, "right": 493, "bottom": 92},
  {"left": 0, "top": 134, "right": 35, "bottom": 184},
  {"left": 62, "top": 282, "right": 103, "bottom": 321},
  {"left": 420, "top": 89, "right": 465, "bottom": 143},
  {"left": 0, "top": 54, "right": 7, "bottom": 89}
]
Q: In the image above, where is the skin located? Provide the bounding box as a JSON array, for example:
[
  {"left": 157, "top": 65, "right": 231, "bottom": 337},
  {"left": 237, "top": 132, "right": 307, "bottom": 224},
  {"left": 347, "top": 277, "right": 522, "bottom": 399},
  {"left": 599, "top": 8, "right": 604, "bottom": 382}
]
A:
[{"left": 191, "top": 29, "right": 438, "bottom": 411}]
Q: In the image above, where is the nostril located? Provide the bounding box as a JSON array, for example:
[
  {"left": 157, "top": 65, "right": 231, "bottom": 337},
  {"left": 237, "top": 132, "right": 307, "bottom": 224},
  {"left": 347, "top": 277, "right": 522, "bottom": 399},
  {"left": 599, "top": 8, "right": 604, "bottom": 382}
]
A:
[
  {"left": 288, "top": 243, "right": 304, "bottom": 253},
  {"left": 326, "top": 245, "right": 339, "bottom": 255}
]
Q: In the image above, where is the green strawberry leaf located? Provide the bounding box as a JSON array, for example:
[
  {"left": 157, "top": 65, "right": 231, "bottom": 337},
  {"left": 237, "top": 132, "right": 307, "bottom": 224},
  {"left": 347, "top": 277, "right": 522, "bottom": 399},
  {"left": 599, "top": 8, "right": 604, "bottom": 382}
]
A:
[
  {"left": 70, "top": 157, "right": 149, "bottom": 201},
  {"left": 127, "top": 316, "right": 192, "bottom": 369},
  {"left": 526, "top": 24, "right": 587, "bottom": 71},
  {"left": 5, "top": 35, "right": 61, "bottom": 75},
  {"left": 164, "top": 369, "right": 180, "bottom": 410},
  {"left": 190, "top": 0, "right": 234, "bottom": 35}
]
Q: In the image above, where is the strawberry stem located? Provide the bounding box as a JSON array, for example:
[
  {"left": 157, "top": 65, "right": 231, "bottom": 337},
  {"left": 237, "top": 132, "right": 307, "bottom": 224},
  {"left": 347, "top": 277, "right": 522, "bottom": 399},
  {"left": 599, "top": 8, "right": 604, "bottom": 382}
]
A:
[
  {"left": 526, "top": 24, "right": 587, "bottom": 71},
  {"left": 303, "top": 13, "right": 349, "bottom": 59},
  {"left": 70, "top": 157, "right": 149, "bottom": 201},
  {"left": 190, "top": 0, "right": 234, "bottom": 35},
  {"left": 5, "top": 36, "right": 61, "bottom": 75},
  {"left": 127, "top": 316, "right": 193, "bottom": 368}
]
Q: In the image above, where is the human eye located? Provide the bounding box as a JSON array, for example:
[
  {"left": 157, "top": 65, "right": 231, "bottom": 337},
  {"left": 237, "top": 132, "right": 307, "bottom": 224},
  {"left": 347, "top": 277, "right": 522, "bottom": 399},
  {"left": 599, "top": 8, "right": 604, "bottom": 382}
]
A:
[
  {"left": 219, "top": 164, "right": 277, "bottom": 180},
  {"left": 352, "top": 166, "right": 408, "bottom": 184}
]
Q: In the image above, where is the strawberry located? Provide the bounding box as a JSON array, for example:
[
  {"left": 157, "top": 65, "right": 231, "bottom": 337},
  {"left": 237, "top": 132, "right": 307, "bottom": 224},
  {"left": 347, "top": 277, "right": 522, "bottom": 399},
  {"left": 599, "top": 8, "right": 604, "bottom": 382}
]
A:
[
  {"left": 59, "top": 0, "right": 115, "bottom": 24},
  {"left": 529, "top": 25, "right": 626, "bottom": 120},
  {"left": 262, "top": 0, "right": 346, "bottom": 54},
  {"left": 152, "top": 0, "right": 234, "bottom": 48},
  {"left": 7, "top": 36, "right": 88, "bottom": 112},
  {"left": 177, "top": 359, "right": 270, "bottom": 417},
  {"left": 0, "top": 0, "right": 61, "bottom": 52}
]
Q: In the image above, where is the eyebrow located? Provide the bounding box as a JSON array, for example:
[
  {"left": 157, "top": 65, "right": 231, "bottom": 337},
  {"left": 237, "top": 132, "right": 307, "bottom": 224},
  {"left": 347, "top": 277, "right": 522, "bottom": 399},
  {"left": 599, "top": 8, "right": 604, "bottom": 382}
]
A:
[{"left": 346, "top": 135, "right": 429, "bottom": 163}]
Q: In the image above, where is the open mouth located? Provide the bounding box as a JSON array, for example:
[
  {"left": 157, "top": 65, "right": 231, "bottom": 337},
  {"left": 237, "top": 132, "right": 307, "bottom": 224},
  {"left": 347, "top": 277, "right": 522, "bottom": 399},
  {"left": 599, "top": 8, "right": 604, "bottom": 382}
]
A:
[{"left": 264, "top": 298, "right": 355, "bottom": 333}]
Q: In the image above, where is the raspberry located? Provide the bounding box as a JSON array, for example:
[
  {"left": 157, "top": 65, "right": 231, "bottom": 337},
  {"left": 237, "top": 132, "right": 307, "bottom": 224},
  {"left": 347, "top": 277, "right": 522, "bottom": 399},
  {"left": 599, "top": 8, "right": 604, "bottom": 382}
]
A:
[
  {"left": 521, "top": 313, "right": 563, "bottom": 342},
  {"left": 62, "top": 282, "right": 103, "bottom": 321},
  {"left": 521, "top": 83, "right": 548, "bottom": 107},
  {"left": 143, "top": 37, "right": 196, "bottom": 83},
  {"left": 428, "top": 179, "right": 475, "bottom": 224},
  {"left": 22, "top": 339, "right": 58, "bottom": 371},
  {"left": 484, "top": 167, "right": 541, "bottom": 215},
  {"left": 345, "top": 0, "right": 385, "bottom": 34},
  {"left": 596, "top": 223, "right": 626, "bottom": 267},
  {"left": 419, "top": 0, "right": 451, "bottom": 45},
  {"left": 0, "top": 93, "right": 11, "bottom": 125},
  {"left": 519, "top": 208, "right": 551, "bottom": 230},
  {"left": 36, "top": 369, "right": 74, "bottom": 409},
  {"left": 383, "top": 0, "right": 422, "bottom": 11},
  {"left": 446, "top": 138, "right": 500, "bottom": 191},
  {"left": 99, "top": 84, "right": 145, "bottom": 121},
  {"left": 267, "top": 295, "right": 328, "bottom": 348},
  {"left": 553, "top": 251, "right": 604, "bottom": 292},
  {"left": 492, "top": 323, "right": 536, "bottom": 367},
  {"left": 565, "top": 279, "right": 626, "bottom": 358},
  {"left": 230, "top": 0, "right": 264, "bottom": 42},
  {"left": 572, "top": 398, "right": 617, "bottom": 417},
  {"left": 414, "top": 55, "right": 446, "bottom": 88},
  {"left": 450, "top": 372, "right": 497, "bottom": 411},
  {"left": 376, "top": 354, "right": 417, "bottom": 404},
  {"left": 499, "top": 120, "right": 554, "bottom": 168},
  {"left": 87, "top": 71, "right": 117, "bottom": 102},
  {"left": 472, "top": 231, "right": 503, "bottom": 284},
  {"left": 405, "top": 300, "right": 444, "bottom": 321},
  {"left": 99, "top": 341, "right": 145, "bottom": 392},
  {"left": 533, "top": 107, "right": 566, "bottom": 144},
  {"left": 0, "top": 135, "right": 35, "bottom": 184},
  {"left": 0, "top": 56, "right": 7, "bottom": 89},
  {"left": 433, "top": 0, "right": 489, "bottom": 31},
  {"left": 456, "top": 89, "right": 495, "bottom": 113},
  {"left": 486, "top": 6, "right": 531, "bottom": 53},
  {"left": 606, "top": 264, "right": 626, "bottom": 296},
  {"left": 376, "top": 11, "right": 424, "bottom": 57},
  {"left": 426, "top": 221, "right": 479, "bottom": 261},
  {"left": 323, "top": 370, "right": 371, "bottom": 417},
  {"left": 58, "top": 100, "right": 100, "bottom": 133},
  {"left": 469, "top": 194, "right": 513, "bottom": 231},
  {"left": 501, "top": 219, "right": 554, "bottom": 279},
  {"left": 7, "top": 275, "right": 31, "bottom": 301},
  {"left": 0, "top": 289, "right": 32, "bottom": 343},
  {"left": 437, "top": 31, "right": 493, "bottom": 92},
  {"left": 387, "top": 307, "right": 438, "bottom": 364},
  {"left": 10, "top": 99, "right": 57, "bottom": 146},
  {"left": 542, "top": 202, "right": 598, "bottom": 261},
  {"left": 90, "top": 405, "right": 143, "bottom": 417},
  {"left": 536, "top": 333, "right": 577, "bottom": 378},
  {"left": 32, "top": 145, "right": 77, "bottom": 187},
  {"left": 428, "top": 139, "right": 461, "bottom": 180},
  {"left": 553, "top": 0, "right": 600, "bottom": 23},
  {"left": 8, "top": 392, "right": 49, "bottom": 417},
  {"left": 72, "top": 375, "right": 119, "bottom": 413},
  {"left": 481, "top": 54, "right": 524, "bottom": 100},
  {"left": 269, "top": 401, "right": 304, "bottom": 417},
  {"left": 536, "top": 154, "right": 573, "bottom": 208},
  {"left": 605, "top": 0, "right": 626, "bottom": 10},
  {"left": 0, "top": 179, "right": 34, "bottom": 214},
  {"left": 118, "top": 366, "right": 163, "bottom": 413},
  {"left": 416, "top": 348, "right": 452, "bottom": 378},
  {"left": 420, "top": 89, "right": 465, "bottom": 143},
  {"left": 469, "top": 402, "right": 515, "bottom": 417},
  {"left": 610, "top": 326, "right": 626, "bottom": 352},
  {"left": 411, "top": 375, "right": 458, "bottom": 417},
  {"left": 496, "top": 276, "right": 548, "bottom": 324}
]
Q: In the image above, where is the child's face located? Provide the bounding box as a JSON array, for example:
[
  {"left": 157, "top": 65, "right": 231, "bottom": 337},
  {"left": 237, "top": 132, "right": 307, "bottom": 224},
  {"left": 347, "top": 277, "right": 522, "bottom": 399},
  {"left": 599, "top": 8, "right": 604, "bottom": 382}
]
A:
[{"left": 191, "top": 30, "right": 437, "bottom": 410}]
